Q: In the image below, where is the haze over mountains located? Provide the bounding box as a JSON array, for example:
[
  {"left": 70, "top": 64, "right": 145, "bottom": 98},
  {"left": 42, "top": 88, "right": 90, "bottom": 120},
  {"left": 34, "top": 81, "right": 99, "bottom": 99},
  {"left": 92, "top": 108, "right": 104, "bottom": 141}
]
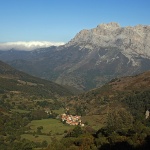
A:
[
  {"left": 0, "top": 41, "right": 65, "bottom": 51},
  {"left": 0, "top": 22, "right": 150, "bottom": 91}
]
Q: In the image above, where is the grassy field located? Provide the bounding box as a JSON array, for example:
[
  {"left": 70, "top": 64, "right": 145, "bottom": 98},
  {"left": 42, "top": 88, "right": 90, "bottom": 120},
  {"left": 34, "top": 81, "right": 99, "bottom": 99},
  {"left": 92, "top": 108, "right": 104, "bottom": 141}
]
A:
[
  {"left": 22, "top": 114, "right": 106, "bottom": 144},
  {"left": 22, "top": 118, "right": 74, "bottom": 143},
  {"left": 82, "top": 115, "right": 106, "bottom": 130},
  {"left": 10, "top": 109, "right": 30, "bottom": 113},
  {"left": 27, "top": 118, "right": 74, "bottom": 134},
  {"left": 53, "top": 108, "right": 65, "bottom": 114},
  {"left": 21, "top": 134, "right": 52, "bottom": 144}
]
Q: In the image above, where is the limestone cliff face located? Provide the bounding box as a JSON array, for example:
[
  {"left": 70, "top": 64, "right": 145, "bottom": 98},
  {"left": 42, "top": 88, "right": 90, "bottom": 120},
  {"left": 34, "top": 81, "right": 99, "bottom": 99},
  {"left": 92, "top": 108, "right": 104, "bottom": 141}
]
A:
[
  {"left": 66, "top": 22, "right": 150, "bottom": 60},
  {"left": 56, "top": 23, "right": 150, "bottom": 90}
]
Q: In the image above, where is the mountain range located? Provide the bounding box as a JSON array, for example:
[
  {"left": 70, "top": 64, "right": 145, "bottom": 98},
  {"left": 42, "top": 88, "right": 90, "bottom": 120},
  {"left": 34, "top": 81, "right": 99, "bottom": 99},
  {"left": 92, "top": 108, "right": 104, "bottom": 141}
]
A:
[{"left": 0, "top": 22, "right": 150, "bottom": 91}]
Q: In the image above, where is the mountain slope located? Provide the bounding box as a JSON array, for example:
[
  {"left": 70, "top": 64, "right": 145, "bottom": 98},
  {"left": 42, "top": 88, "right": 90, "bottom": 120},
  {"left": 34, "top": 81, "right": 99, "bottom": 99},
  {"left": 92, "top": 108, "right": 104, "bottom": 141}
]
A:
[
  {"left": 0, "top": 23, "right": 150, "bottom": 91},
  {"left": 64, "top": 70, "right": 150, "bottom": 117},
  {"left": 0, "top": 60, "right": 73, "bottom": 98}
]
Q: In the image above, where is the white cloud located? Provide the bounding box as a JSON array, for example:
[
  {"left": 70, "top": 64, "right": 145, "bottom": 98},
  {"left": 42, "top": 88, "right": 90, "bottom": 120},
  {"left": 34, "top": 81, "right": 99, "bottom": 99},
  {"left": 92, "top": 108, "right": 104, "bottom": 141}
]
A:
[{"left": 0, "top": 41, "right": 65, "bottom": 51}]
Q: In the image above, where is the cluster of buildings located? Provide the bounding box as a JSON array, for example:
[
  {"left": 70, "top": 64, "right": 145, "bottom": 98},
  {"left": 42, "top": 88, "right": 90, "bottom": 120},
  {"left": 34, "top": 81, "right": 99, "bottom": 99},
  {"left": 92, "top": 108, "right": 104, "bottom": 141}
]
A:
[
  {"left": 61, "top": 113, "right": 84, "bottom": 126},
  {"left": 43, "top": 107, "right": 85, "bottom": 126}
]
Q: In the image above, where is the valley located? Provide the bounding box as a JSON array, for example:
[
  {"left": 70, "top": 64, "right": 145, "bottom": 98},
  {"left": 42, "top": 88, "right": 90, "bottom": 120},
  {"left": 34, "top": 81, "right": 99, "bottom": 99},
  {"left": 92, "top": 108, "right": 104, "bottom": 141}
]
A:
[
  {"left": 0, "top": 59, "right": 150, "bottom": 149},
  {"left": 0, "top": 23, "right": 150, "bottom": 150}
]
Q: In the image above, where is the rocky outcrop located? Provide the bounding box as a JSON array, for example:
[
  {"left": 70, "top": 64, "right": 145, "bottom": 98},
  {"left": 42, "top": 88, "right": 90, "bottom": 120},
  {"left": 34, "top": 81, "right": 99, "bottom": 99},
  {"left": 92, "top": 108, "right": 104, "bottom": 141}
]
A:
[{"left": 66, "top": 22, "right": 150, "bottom": 64}]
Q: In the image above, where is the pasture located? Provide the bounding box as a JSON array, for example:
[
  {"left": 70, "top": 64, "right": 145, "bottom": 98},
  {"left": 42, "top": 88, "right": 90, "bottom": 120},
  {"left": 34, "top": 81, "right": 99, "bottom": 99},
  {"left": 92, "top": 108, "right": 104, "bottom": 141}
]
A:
[{"left": 22, "top": 118, "right": 74, "bottom": 143}]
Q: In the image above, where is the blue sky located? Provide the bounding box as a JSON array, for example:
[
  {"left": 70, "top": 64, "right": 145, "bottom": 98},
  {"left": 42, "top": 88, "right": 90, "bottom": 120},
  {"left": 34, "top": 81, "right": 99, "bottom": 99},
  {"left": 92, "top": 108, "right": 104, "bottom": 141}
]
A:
[{"left": 0, "top": 0, "right": 150, "bottom": 43}]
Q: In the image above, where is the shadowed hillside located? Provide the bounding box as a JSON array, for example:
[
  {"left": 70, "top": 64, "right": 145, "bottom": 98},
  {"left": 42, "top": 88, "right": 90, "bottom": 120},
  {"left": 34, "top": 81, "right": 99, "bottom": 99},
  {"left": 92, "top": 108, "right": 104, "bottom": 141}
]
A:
[
  {"left": 0, "top": 60, "right": 73, "bottom": 98},
  {"left": 65, "top": 70, "right": 150, "bottom": 117}
]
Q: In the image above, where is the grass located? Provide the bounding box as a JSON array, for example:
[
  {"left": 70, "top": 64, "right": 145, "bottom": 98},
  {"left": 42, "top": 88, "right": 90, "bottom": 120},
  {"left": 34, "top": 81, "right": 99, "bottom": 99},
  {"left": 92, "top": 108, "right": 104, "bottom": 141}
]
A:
[
  {"left": 82, "top": 115, "right": 106, "bottom": 130},
  {"left": 22, "top": 115, "right": 106, "bottom": 144},
  {"left": 53, "top": 108, "right": 65, "bottom": 114},
  {"left": 28, "top": 118, "right": 74, "bottom": 134},
  {"left": 10, "top": 109, "right": 30, "bottom": 113},
  {"left": 21, "top": 134, "right": 51, "bottom": 144},
  {"left": 22, "top": 118, "right": 74, "bottom": 144}
]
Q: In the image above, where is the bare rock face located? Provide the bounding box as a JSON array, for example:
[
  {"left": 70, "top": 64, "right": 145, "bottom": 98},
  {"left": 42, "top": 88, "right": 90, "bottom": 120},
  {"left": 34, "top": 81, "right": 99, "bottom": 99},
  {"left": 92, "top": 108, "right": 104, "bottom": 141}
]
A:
[
  {"left": 66, "top": 22, "right": 150, "bottom": 62},
  {"left": 57, "top": 23, "right": 150, "bottom": 90},
  {"left": 1, "top": 23, "right": 150, "bottom": 91}
]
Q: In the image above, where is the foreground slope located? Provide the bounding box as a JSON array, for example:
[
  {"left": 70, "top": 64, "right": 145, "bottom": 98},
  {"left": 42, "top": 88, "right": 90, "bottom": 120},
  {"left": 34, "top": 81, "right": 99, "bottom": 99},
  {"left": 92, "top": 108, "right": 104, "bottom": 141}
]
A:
[{"left": 0, "top": 60, "right": 73, "bottom": 98}]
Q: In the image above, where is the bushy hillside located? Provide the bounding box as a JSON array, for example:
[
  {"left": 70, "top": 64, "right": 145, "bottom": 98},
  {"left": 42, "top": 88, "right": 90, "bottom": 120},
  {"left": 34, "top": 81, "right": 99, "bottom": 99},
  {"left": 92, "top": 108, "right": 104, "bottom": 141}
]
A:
[
  {"left": 0, "top": 60, "right": 73, "bottom": 98},
  {"left": 65, "top": 70, "right": 150, "bottom": 117}
]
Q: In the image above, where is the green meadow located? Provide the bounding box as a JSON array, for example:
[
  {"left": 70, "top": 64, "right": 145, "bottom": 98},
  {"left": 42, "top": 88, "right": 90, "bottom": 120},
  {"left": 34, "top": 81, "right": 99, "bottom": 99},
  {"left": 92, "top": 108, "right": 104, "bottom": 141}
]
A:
[
  {"left": 22, "top": 118, "right": 74, "bottom": 143},
  {"left": 27, "top": 118, "right": 74, "bottom": 134}
]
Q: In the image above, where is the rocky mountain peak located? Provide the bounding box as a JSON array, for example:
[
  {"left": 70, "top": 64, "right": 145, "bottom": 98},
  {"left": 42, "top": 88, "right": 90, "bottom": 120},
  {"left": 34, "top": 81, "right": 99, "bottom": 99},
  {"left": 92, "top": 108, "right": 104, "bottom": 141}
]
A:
[
  {"left": 96, "top": 22, "right": 120, "bottom": 30},
  {"left": 66, "top": 22, "right": 121, "bottom": 47},
  {"left": 66, "top": 22, "right": 150, "bottom": 59}
]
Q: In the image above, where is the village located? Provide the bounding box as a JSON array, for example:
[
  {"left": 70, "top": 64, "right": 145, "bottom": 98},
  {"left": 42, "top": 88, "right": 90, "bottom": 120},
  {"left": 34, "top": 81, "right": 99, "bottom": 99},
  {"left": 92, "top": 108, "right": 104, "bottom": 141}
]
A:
[
  {"left": 61, "top": 113, "right": 84, "bottom": 126},
  {"left": 44, "top": 108, "right": 85, "bottom": 127}
]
